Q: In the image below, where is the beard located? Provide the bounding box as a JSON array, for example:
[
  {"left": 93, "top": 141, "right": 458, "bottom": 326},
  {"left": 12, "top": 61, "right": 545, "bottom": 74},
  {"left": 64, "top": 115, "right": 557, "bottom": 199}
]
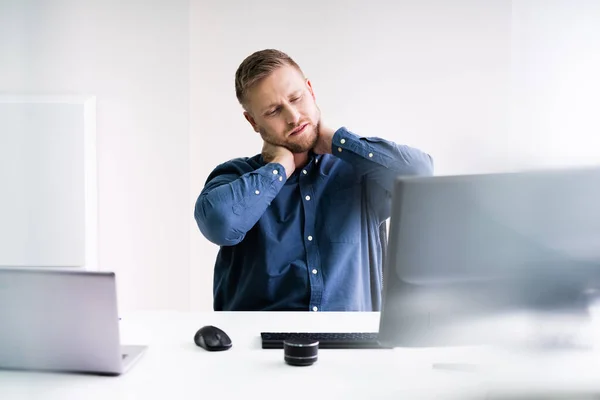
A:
[{"left": 260, "top": 121, "right": 320, "bottom": 154}]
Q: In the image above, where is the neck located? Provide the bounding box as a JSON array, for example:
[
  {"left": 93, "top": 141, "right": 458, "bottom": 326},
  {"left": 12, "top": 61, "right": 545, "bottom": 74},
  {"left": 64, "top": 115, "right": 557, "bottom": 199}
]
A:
[{"left": 294, "top": 152, "right": 309, "bottom": 169}]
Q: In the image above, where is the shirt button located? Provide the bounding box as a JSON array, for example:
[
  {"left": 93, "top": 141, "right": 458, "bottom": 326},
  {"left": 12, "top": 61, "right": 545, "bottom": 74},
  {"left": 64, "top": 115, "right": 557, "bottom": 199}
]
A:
[
  {"left": 305, "top": 195, "right": 311, "bottom": 201},
  {"left": 312, "top": 306, "right": 318, "bottom": 312},
  {"left": 273, "top": 170, "right": 278, "bottom": 175},
  {"left": 302, "top": 169, "right": 307, "bottom": 175},
  {"left": 279, "top": 176, "right": 283, "bottom": 181},
  {"left": 255, "top": 190, "right": 260, "bottom": 195},
  {"left": 312, "top": 269, "right": 317, "bottom": 275},
  {"left": 338, "top": 147, "right": 342, "bottom": 153},
  {"left": 369, "top": 153, "right": 373, "bottom": 158},
  {"left": 307, "top": 235, "right": 313, "bottom": 241},
  {"left": 340, "top": 138, "right": 346, "bottom": 144}
]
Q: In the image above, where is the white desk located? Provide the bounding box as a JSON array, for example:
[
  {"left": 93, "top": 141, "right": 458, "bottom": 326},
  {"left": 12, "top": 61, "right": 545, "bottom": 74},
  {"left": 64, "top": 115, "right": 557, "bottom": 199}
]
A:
[{"left": 2, "top": 311, "right": 600, "bottom": 399}]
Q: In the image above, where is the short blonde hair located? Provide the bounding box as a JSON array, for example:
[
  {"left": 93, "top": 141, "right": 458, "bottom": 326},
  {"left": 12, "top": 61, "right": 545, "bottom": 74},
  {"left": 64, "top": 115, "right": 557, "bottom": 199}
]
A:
[{"left": 235, "top": 49, "right": 304, "bottom": 109}]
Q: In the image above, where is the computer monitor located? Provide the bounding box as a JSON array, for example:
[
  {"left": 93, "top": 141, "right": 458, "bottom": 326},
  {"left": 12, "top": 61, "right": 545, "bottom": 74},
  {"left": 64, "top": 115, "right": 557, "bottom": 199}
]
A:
[{"left": 377, "top": 166, "right": 600, "bottom": 348}]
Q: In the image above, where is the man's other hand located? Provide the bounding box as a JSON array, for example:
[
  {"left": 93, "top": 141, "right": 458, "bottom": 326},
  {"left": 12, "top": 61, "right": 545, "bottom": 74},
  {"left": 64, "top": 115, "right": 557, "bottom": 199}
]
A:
[{"left": 262, "top": 141, "right": 295, "bottom": 178}]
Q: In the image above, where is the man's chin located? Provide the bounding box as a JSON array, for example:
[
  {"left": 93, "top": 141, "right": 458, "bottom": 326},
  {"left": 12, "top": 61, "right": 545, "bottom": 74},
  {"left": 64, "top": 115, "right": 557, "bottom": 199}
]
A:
[
  {"left": 287, "top": 137, "right": 318, "bottom": 154},
  {"left": 287, "top": 145, "right": 312, "bottom": 154},
  {"left": 289, "top": 147, "right": 311, "bottom": 154}
]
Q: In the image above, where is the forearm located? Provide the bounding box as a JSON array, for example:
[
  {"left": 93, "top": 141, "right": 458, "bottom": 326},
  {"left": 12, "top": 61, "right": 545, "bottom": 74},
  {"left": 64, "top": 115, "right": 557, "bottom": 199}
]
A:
[
  {"left": 195, "top": 163, "right": 286, "bottom": 246},
  {"left": 330, "top": 127, "right": 433, "bottom": 191}
]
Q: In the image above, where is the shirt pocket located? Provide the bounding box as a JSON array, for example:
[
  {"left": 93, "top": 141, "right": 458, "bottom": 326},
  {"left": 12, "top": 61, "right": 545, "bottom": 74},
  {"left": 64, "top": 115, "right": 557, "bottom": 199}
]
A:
[{"left": 322, "top": 183, "right": 362, "bottom": 243}]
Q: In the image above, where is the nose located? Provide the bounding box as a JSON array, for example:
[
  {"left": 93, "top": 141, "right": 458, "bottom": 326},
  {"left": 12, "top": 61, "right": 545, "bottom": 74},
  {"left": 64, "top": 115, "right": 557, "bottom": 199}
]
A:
[{"left": 284, "top": 105, "right": 301, "bottom": 125}]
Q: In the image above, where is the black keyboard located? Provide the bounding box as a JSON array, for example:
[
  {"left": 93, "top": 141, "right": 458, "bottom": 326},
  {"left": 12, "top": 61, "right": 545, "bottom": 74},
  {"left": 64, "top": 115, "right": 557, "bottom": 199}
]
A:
[{"left": 261, "top": 332, "right": 388, "bottom": 349}]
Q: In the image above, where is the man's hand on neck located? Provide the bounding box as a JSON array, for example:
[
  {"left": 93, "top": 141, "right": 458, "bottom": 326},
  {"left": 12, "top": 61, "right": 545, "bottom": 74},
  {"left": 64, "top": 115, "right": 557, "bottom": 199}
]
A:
[{"left": 262, "top": 141, "right": 295, "bottom": 178}]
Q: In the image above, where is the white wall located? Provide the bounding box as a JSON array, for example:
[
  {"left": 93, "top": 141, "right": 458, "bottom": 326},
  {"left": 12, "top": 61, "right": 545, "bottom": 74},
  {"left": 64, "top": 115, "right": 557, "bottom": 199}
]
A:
[
  {"left": 509, "top": 0, "right": 600, "bottom": 169},
  {"left": 190, "top": 0, "right": 600, "bottom": 311},
  {"left": 0, "top": 0, "right": 191, "bottom": 312},
  {"left": 3, "top": 1, "right": 599, "bottom": 312},
  {"left": 0, "top": 95, "right": 96, "bottom": 269},
  {"left": 189, "top": 0, "right": 512, "bottom": 311}
]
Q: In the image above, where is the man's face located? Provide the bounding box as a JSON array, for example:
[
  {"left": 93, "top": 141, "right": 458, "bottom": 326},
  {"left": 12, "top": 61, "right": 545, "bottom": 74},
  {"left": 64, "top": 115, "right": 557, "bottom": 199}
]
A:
[{"left": 243, "top": 65, "right": 321, "bottom": 153}]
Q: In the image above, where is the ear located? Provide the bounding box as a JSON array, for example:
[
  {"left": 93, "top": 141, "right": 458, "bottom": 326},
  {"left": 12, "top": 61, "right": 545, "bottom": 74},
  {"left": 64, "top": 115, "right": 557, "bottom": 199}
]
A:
[
  {"left": 244, "top": 111, "right": 260, "bottom": 132},
  {"left": 306, "top": 79, "right": 316, "bottom": 100}
]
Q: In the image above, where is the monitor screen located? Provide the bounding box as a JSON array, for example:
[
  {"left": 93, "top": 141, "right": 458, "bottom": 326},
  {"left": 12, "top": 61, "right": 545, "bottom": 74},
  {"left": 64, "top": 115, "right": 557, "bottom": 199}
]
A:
[{"left": 378, "top": 166, "right": 600, "bottom": 348}]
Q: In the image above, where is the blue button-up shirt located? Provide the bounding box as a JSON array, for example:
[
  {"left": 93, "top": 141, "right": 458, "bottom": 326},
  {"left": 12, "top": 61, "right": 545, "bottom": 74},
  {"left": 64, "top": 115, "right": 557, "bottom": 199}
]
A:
[{"left": 195, "top": 127, "right": 434, "bottom": 311}]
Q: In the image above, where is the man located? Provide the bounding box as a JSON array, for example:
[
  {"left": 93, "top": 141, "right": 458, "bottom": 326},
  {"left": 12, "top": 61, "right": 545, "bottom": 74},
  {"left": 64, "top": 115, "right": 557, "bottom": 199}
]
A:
[{"left": 195, "top": 49, "right": 434, "bottom": 311}]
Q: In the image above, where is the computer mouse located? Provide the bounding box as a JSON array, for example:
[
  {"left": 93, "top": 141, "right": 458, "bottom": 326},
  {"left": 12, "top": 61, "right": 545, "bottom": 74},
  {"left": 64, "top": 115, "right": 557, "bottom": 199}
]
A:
[{"left": 194, "top": 325, "right": 232, "bottom": 351}]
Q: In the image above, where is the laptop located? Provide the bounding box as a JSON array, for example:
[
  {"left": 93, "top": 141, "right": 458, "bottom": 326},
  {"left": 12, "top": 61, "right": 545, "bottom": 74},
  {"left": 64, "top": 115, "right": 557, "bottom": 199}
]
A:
[{"left": 0, "top": 268, "right": 147, "bottom": 375}]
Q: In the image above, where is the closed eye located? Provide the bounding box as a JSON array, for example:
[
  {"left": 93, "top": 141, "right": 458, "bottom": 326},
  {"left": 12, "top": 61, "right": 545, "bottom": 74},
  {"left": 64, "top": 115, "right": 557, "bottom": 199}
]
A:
[{"left": 266, "top": 107, "right": 281, "bottom": 116}]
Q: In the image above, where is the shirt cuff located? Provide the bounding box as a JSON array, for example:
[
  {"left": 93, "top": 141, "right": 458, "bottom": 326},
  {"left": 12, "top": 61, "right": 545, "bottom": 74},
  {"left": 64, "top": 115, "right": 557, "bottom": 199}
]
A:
[
  {"left": 260, "top": 162, "right": 287, "bottom": 187},
  {"left": 331, "top": 126, "right": 376, "bottom": 161}
]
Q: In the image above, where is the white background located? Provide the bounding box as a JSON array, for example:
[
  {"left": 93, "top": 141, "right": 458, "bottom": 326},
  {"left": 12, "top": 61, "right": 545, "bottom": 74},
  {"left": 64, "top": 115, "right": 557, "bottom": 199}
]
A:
[
  {"left": 1, "top": 0, "right": 599, "bottom": 312},
  {"left": 0, "top": 96, "right": 95, "bottom": 268}
]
